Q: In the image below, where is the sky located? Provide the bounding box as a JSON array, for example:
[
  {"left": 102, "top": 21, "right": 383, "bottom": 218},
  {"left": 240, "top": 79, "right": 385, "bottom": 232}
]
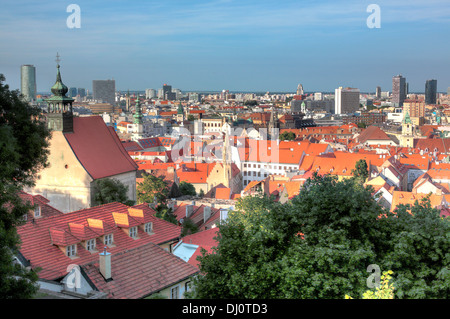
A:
[{"left": 0, "top": 0, "right": 449, "bottom": 93}]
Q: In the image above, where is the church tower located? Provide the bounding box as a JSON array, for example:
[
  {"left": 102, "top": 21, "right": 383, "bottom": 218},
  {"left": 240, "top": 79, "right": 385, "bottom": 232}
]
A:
[
  {"left": 176, "top": 101, "right": 185, "bottom": 122},
  {"left": 400, "top": 111, "right": 414, "bottom": 148},
  {"left": 222, "top": 131, "right": 232, "bottom": 189},
  {"left": 131, "top": 96, "right": 144, "bottom": 141},
  {"left": 45, "top": 53, "right": 74, "bottom": 133}
]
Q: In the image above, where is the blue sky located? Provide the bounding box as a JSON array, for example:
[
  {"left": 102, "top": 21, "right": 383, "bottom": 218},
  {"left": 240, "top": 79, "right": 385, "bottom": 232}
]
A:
[{"left": 1, "top": 0, "right": 449, "bottom": 93}]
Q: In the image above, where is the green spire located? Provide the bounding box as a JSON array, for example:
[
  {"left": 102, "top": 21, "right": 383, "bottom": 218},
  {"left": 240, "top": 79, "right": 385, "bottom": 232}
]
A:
[
  {"left": 177, "top": 101, "right": 184, "bottom": 114},
  {"left": 403, "top": 110, "right": 411, "bottom": 124}
]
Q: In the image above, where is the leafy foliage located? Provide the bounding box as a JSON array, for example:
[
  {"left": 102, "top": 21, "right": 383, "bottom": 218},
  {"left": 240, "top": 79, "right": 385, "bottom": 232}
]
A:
[
  {"left": 188, "top": 172, "right": 450, "bottom": 299},
  {"left": 0, "top": 74, "right": 51, "bottom": 298},
  {"left": 92, "top": 178, "right": 133, "bottom": 206},
  {"left": 137, "top": 173, "right": 169, "bottom": 205},
  {"left": 154, "top": 204, "right": 178, "bottom": 225},
  {"left": 352, "top": 159, "right": 369, "bottom": 182},
  {"left": 179, "top": 181, "right": 197, "bottom": 196},
  {"left": 346, "top": 270, "right": 395, "bottom": 299},
  {"left": 279, "top": 131, "right": 296, "bottom": 141},
  {"left": 181, "top": 218, "right": 199, "bottom": 237}
]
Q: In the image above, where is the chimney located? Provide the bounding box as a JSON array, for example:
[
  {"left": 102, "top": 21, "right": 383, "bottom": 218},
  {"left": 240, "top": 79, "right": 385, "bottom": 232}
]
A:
[
  {"left": 99, "top": 246, "right": 112, "bottom": 280},
  {"left": 203, "top": 206, "right": 211, "bottom": 222},
  {"left": 186, "top": 204, "right": 193, "bottom": 217}
]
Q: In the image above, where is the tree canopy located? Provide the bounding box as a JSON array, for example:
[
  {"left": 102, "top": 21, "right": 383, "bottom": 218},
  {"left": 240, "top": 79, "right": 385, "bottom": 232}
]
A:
[
  {"left": 279, "top": 131, "right": 296, "bottom": 141},
  {"left": 92, "top": 178, "right": 133, "bottom": 206},
  {"left": 188, "top": 172, "right": 450, "bottom": 299},
  {"left": 179, "top": 181, "right": 197, "bottom": 196},
  {"left": 137, "top": 173, "right": 170, "bottom": 205},
  {"left": 0, "top": 74, "right": 51, "bottom": 298}
]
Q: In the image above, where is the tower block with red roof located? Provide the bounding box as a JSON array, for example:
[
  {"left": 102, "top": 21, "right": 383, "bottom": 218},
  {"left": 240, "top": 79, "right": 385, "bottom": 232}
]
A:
[{"left": 25, "top": 55, "right": 138, "bottom": 213}]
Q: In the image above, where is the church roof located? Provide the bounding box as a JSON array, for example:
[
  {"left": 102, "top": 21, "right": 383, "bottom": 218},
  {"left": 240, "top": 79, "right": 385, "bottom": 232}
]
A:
[{"left": 64, "top": 116, "right": 138, "bottom": 179}]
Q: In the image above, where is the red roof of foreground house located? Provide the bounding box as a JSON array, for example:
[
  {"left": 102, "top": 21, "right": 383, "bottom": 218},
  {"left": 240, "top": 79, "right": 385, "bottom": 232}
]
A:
[
  {"left": 177, "top": 228, "right": 219, "bottom": 268},
  {"left": 18, "top": 191, "right": 63, "bottom": 221},
  {"left": 17, "top": 202, "right": 181, "bottom": 280},
  {"left": 82, "top": 242, "right": 198, "bottom": 299},
  {"left": 64, "top": 116, "right": 138, "bottom": 180}
]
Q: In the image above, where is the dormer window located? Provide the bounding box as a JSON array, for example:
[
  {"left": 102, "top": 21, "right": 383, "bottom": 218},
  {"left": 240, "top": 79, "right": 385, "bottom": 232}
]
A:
[
  {"left": 34, "top": 205, "right": 41, "bottom": 218},
  {"left": 104, "top": 234, "right": 113, "bottom": 246},
  {"left": 66, "top": 244, "right": 77, "bottom": 257},
  {"left": 86, "top": 239, "right": 96, "bottom": 251},
  {"left": 144, "top": 222, "right": 153, "bottom": 234},
  {"left": 129, "top": 226, "right": 138, "bottom": 238}
]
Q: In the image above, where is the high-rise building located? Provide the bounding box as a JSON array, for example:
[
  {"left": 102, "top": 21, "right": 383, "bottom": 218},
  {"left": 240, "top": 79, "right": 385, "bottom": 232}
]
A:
[
  {"left": 77, "top": 88, "right": 86, "bottom": 97},
  {"left": 20, "top": 64, "right": 36, "bottom": 102},
  {"left": 69, "top": 87, "right": 77, "bottom": 98},
  {"left": 92, "top": 80, "right": 116, "bottom": 105},
  {"left": 162, "top": 84, "right": 175, "bottom": 100},
  {"left": 392, "top": 75, "right": 406, "bottom": 106},
  {"left": 297, "top": 84, "right": 304, "bottom": 95},
  {"left": 425, "top": 79, "right": 437, "bottom": 105},
  {"left": 376, "top": 86, "right": 381, "bottom": 99},
  {"left": 334, "top": 87, "right": 360, "bottom": 114},
  {"left": 145, "top": 88, "right": 156, "bottom": 99}
]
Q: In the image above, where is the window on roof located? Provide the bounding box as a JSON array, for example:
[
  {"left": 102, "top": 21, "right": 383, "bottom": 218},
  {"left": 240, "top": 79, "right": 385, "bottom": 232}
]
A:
[
  {"left": 144, "top": 222, "right": 153, "bottom": 234},
  {"left": 66, "top": 244, "right": 77, "bottom": 257},
  {"left": 86, "top": 239, "right": 96, "bottom": 251},
  {"left": 104, "top": 234, "right": 113, "bottom": 246},
  {"left": 129, "top": 226, "right": 138, "bottom": 238},
  {"left": 34, "top": 205, "right": 41, "bottom": 217}
]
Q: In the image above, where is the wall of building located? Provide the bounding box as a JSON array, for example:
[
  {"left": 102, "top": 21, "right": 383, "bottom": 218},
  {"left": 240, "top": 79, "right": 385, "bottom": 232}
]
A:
[{"left": 28, "top": 131, "right": 93, "bottom": 213}]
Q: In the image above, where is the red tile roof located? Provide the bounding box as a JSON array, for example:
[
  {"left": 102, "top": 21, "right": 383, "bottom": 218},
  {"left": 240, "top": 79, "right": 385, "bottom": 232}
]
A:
[
  {"left": 82, "top": 242, "right": 198, "bottom": 299},
  {"left": 357, "top": 126, "right": 392, "bottom": 144},
  {"left": 17, "top": 202, "right": 181, "bottom": 280},
  {"left": 18, "top": 191, "right": 64, "bottom": 221},
  {"left": 178, "top": 228, "right": 219, "bottom": 268},
  {"left": 64, "top": 116, "right": 138, "bottom": 179}
]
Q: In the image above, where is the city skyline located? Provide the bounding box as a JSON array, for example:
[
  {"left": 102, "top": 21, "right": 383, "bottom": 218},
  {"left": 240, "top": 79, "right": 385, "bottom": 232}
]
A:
[{"left": 1, "top": 0, "right": 449, "bottom": 93}]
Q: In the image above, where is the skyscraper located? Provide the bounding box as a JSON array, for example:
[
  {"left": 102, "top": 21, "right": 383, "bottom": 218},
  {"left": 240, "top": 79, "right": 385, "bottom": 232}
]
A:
[
  {"left": 425, "top": 79, "right": 437, "bottom": 105},
  {"left": 77, "top": 88, "right": 86, "bottom": 97},
  {"left": 92, "top": 80, "right": 116, "bottom": 105},
  {"left": 392, "top": 75, "right": 406, "bottom": 106},
  {"left": 297, "top": 84, "right": 304, "bottom": 95},
  {"left": 69, "top": 87, "right": 77, "bottom": 98},
  {"left": 20, "top": 64, "right": 36, "bottom": 102},
  {"left": 334, "top": 87, "right": 360, "bottom": 114},
  {"left": 376, "top": 86, "right": 381, "bottom": 99}
]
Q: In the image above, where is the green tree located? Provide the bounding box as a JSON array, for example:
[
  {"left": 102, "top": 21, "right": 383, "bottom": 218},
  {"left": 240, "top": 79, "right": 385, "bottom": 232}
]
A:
[
  {"left": 352, "top": 159, "right": 369, "bottom": 182},
  {"left": 357, "top": 122, "right": 367, "bottom": 129},
  {"left": 0, "top": 74, "right": 51, "bottom": 298},
  {"left": 279, "top": 131, "right": 296, "bottom": 141},
  {"left": 137, "top": 173, "right": 169, "bottom": 205},
  {"left": 92, "top": 178, "right": 133, "bottom": 206},
  {"left": 187, "top": 114, "right": 195, "bottom": 121},
  {"left": 179, "top": 181, "right": 196, "bottom": 196},
  {"left": 154, "top": 204, "right": 178, "bottom": 225},
  {"left": 188, "top": 173, "right": 450, "bottom": 299},
  {"left": 181, "top": 217, "right": 199, "bottom": 237},
  {"left": 198, "top": 189, "right": 205, "bottom": 198},
  {"left": 346, "top": 270, "right": 395, "bottom": 299}
]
